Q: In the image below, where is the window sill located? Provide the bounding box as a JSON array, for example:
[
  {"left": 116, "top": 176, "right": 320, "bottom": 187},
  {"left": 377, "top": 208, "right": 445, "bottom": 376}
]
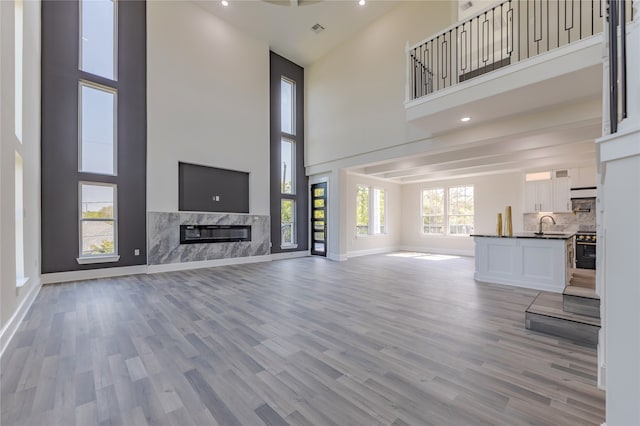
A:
[
  {"left": 280, "top": 244, "right": 298, "bottom": 250},
  {"left": 16, "top": 277, "right": 30, "bottom": 288},
  {"left": 76, "top": 255, "right": 120, "bottom": 265}
]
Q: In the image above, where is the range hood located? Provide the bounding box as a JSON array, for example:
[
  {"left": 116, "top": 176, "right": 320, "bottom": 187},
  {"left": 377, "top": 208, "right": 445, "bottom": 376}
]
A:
[{"left": 570, "top": 187, "right": 597, "bottom": 199}]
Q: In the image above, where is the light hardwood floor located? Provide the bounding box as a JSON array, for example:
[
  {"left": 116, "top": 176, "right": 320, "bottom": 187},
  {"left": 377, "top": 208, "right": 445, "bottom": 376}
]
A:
[{"left": 1, "top": 253, "right": 605, "bottom": 425}]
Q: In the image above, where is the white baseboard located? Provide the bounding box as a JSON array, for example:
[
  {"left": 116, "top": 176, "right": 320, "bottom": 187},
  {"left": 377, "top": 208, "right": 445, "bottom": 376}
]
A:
[
  {"left": 327, "top": 253, "right": 348, "bottom": 261},
  {"left": 0, "top": 278, "right": 42, "bottom": 358},
  {"left": 147, "top": 255, "right": 272, "bottom": 274},
  {"left": 399, "top": 245, "right": 475, "bottom": 257},
  {"left": 347, "top": 246, "right": 400, "bottom": 258},
  {"left": 271, "top": 251, "right": 310, "bottom": 261},
  {"left": 41, "top": 265, "right": 148, "bottom": 284}
]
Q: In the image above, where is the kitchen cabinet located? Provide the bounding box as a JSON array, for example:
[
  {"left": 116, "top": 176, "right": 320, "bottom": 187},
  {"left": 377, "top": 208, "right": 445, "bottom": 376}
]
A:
[
  {"left": 570, "top": 166, "right": 597, "bottom": 188},
  {"left": 553, "top": 176, "right": 572, "bottom": 212},
  {"left": 524, "top": 179, "right": 553, "bottom": 212}
]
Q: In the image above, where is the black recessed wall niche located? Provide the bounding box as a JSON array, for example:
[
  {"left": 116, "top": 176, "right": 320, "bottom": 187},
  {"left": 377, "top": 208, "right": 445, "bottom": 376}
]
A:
[{"left": 178, "top": 162, "right": 250, "bottom": 213}]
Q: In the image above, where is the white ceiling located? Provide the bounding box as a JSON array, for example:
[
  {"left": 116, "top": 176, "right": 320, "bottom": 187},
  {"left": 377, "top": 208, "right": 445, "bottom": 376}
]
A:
[
  {"left": 196, "top": 0, "right": 600, "bottom": 183},
  {"left": 195, "top": 0, "right": 402, "bottom": 66}
]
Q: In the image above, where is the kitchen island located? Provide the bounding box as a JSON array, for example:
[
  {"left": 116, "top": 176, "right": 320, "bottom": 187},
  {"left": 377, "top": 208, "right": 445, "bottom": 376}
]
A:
[{"left": 471, "top": 233, "right": 574, "bottom": 293}]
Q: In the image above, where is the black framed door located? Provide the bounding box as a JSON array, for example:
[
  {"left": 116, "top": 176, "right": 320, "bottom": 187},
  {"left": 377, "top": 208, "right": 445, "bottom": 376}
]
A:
[{"left": 310, "top": 183, "right": 327, "bottom": 256}]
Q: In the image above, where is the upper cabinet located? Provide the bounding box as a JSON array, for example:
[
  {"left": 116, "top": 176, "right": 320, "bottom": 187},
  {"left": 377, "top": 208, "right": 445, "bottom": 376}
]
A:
[
  {"left": 524, "top": 170, "right": 573, "bottom": 213},
  {"left": 570, "top": 166, "right": 597, "bottom": 188}
]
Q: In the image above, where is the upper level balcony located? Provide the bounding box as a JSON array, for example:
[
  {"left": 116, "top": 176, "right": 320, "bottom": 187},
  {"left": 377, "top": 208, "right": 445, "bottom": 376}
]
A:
[{"left": 404, "top": 0, "right": 634, "bottom": 136}]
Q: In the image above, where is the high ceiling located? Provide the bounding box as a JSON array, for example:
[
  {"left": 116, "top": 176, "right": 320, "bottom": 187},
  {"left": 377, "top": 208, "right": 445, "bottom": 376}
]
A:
[{"left": 195, "top": 0, "right": 402, "bottom": 66}]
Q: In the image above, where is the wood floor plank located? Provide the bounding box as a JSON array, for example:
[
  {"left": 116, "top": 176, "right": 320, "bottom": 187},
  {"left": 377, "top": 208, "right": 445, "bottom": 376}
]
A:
[{"left": 1, "top": 254, "right": 605, "bottom": 425}]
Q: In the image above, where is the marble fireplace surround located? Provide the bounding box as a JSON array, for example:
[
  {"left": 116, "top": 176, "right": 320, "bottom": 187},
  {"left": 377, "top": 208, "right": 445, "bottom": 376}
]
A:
[{"left": 148, "top": 212, "right": 270, "bottom": 269}]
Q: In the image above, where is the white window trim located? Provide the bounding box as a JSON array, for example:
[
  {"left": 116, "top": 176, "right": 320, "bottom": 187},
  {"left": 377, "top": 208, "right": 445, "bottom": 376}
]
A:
[
  {"left": 281, "top": 199, "right": 296, "bottom": 248},
  {"left": 281, "top": 77, "right": 296, "bottom": 136},
  {"left": 421, "top": 185, "right": 474, "bottom": 237},
  {"left": 356, "top": 185, "right": 387, "bottom": 237},
  {"left": 78, "top": 80, "right": 118, "bottom": 176},
  {"left": 79, "top": 0, "right": 118, "bottom": 81},
  {"left": 281, "top": 137, "right": 296, "bottom": 195},
  {"left": 77, "top": 181, "right": 119, "bottom": 263}
]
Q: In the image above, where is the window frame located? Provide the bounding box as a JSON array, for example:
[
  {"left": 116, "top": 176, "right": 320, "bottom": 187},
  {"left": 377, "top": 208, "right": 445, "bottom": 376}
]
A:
[
  {"left": 447, "top": 185, "right": 475, "bottom": 236},
  {"left": 421, "top": 185, "right": 474, "bottom": 237},
  {"left": 421, "top": 188, "right": 445, "bottom": 235},
  {"left": 280, "top": 77, "right": 296, "bottom": 136},
  {"left": 280, "top": 198, "right": 297, "bottom": 249},
  {"left": 280, "top": 137, "right": 296, "bottom": 195},
  {"left": 77, "top": 181, "right": 120, "bottom": 263},
  {"left": 78, "top": 0, "right": 118, "bottom": 81},
  {"left": 78, "top": 80, "right": 118, "bottom": 176},
  {"left": 356, "top": 185, "right": 387, "bottom": 237}
]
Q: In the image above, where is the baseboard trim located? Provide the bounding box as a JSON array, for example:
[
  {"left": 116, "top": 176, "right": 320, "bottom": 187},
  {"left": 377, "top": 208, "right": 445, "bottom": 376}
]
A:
[
  {"left": 41, "top": 265, "right": 148, "bottom": 284},
  {"left": 271, "top": 251, "right": 310, "bottom": 261},
  {"left": 327, "top": 253, "right": 348, "bottom": 261},
  {"left": 147, "top": 255, "right": 272, "bottom": 274},
  {"left": 399, "top": 245, "right": 474, "bottom": 257},
  {"left": 347, "top": 247, "right": 400, "bottom": 258},
  {"left": 0, "top": 279, "right": 42, "bottom": 358}
]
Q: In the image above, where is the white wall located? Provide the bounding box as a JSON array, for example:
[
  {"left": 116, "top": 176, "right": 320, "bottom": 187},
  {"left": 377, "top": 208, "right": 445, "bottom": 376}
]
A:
[
  {"left": 147, "top": 1, "right": 270, "bottom": 215},
  {"left": 306, "top": 2, "right": 454, "bottom": 168},
  {"left": 1, "top": 0, "right": 41, "bottom": 341},
  {"left": 345, "top": 173, "right": 401, "bottom": 257},
  {"left": 400, "top": 172, "right": 524, "bottom": 255}
]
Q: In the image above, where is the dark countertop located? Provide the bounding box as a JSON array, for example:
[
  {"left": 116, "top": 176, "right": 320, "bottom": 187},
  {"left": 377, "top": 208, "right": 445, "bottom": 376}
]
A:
[{"left": 471, "top": 233, "right": 575, "bottom": 240}]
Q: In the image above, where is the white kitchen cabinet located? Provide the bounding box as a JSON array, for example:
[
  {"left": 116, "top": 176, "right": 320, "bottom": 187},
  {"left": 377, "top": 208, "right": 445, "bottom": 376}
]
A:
[
  {"left": 524, "top": 179, "right": 553, "bottom": 213},
  {"left": 570, "top": 166, "right": 597, "bottom": 188},
  {"left": 553, "top": 176, "right": 572, "bottom": 212}
]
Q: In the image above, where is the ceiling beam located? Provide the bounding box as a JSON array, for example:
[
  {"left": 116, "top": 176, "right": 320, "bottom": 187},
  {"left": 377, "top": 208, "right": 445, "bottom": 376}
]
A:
[
  {"left": 380, "top": 141, "right": 595, "bottom": 179},
  {"left": 397, "top": 151, "right": 596, "bottom": 183},
  {"left": 364, "top": 124, "right": 600, "bottom": 175}
]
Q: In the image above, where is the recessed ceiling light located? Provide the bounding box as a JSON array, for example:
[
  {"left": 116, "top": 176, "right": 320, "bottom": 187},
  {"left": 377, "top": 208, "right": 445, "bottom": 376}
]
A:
[
  {"left": 460, "top": 116, "right": 471, "bottom": 122},
  {"left": 359, "top": 0, "right": 366, "bottom": 5},
  {"left": 221, "top": 0, "right": 229, "bottom": 6}
]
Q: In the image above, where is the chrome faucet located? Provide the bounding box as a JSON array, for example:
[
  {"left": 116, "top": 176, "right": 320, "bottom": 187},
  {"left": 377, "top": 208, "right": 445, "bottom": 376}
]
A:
[{"left": 536, "top": 215, "right": 556, "bottom": 235}]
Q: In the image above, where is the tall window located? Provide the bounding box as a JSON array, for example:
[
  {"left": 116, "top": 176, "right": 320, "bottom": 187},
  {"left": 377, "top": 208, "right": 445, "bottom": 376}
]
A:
[
  {"left": 281, "top": 78, "right": 294, "bottom": 135},
  {"left": 279, "top": 77, "right": 297, "bottom": 248},
  {"left": 422, "top": 188, "right": 444, "bottom": 234},
  {"left": 448, "top": 186, "right": 474, "bottom": 235},
  {"left": 281, "top": 199, "right": 295, "bottom": 246},
  {"left": 79, "top": 82, "right": 116, "bottom": 175},
  {"left": 356, "top": 185, "right": 369, "bottom": 236},
  {"left": 80, "top": 0, "right": 117, "bottom": 80},
  {"left": 77, "top": 0, "right": 119, "bottom": 262},
  {"left": 15, "top": 0, "right": 23, "bottom": 142},
  {"left": 79, "top": 183, "right": 116, "bottom": 257},
  {"left": 422, "top": 185, "right": 474, "bottom": 235},
  {"left": 15, "top": 152, "right": 25, "bottom": 284},
  {"left": 281, "top": 138, "right": 294, "bottom": 194},
  {"left": 270, "top": 52, "right": 306, "bottom": 253},
  {"left": 356, "top": 185, "right": 386, "bottom": 236}
]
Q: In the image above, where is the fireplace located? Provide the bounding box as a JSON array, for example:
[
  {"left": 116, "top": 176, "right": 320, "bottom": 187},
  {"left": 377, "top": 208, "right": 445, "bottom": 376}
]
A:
[{"left": 179, "top": 224, "right": 251, "bottom": 244}]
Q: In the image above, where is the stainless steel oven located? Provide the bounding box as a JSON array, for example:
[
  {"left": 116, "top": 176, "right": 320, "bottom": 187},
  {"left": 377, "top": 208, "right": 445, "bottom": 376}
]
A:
[{"left": 575, "top": 232, "right": 596, "bottom": 269}]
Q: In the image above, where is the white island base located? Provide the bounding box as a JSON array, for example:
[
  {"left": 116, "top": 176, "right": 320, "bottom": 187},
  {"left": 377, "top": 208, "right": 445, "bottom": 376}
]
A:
[{"left": 473, "top": 235, "right": 572, "bottom": 293}]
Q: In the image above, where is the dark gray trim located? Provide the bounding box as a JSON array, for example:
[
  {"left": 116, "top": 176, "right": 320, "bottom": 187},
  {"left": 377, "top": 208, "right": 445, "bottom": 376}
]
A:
[
  {"left": 41, "top": 0, "right": 147, "bottom": 273},
  {"left": 270, "top": 52, "right": 308, "bottom": 253}
]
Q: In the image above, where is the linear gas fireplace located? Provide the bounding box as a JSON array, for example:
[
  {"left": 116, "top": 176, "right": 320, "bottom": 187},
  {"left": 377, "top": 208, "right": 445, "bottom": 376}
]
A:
[{"left": 180, "top": 224, "right": 251, "bottom": 244}]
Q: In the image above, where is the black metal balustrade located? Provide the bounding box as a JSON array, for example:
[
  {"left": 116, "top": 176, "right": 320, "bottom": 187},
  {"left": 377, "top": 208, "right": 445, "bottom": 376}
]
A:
[{"left": 408, "top": 0, "right": 633, "bottom": 101}]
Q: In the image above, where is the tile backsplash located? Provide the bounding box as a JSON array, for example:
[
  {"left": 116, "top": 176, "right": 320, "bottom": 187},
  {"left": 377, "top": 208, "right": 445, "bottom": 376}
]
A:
[{"left": 523, "top": 205, "right": 596, "bottom": 233}]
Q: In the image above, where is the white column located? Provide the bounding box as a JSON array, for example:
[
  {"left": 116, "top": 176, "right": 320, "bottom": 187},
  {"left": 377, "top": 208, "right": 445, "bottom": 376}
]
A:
[{"left": 599, "top": 6, "right": 640, "bottom": 424}]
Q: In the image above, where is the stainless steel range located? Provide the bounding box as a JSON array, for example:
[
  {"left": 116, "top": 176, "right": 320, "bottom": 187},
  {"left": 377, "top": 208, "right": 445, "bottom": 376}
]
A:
[{"left": 575, "top": 232, "right": 596, "bottom": 269}]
